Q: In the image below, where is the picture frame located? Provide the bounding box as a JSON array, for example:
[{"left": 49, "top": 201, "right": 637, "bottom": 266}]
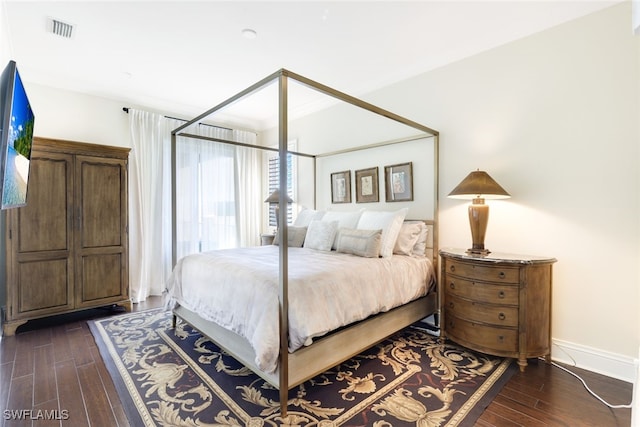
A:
[
  {"left": 331, "top": 170, "right": 351, "bottom": 203},
  {"left": 385, "top": 162, "right": 413, "bottom": 202},
  {"left": 355, "top": 167, "right": 379, "bottom": 203}
]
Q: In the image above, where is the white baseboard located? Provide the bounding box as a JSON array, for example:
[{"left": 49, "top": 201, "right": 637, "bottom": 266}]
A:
[{"left": 552, "top": 338, "right": 637, "bottom": 384}]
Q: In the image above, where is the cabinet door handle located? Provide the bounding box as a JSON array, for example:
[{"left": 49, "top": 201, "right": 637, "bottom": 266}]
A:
[
  {"left": 498, "top": 290, "right": 505, "bottom": 299},
  {"left": 498, "top": 271, "right": 506, "bottom": 279},
  {"left": 498, "top": 312, "right": 506, "bottom": 321}
]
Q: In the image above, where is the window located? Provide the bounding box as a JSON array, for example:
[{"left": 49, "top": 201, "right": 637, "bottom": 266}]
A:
[{"left": 267, "top": 143, "right": 297, "bottom": 227}]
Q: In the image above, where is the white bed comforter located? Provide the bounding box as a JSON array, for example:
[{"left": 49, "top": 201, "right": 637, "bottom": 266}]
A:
[{"left": 165, "top": 246, "right": 435, "bottom": 374}]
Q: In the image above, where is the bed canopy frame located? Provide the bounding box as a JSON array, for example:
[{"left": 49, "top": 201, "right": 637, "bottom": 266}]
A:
[{"left": 170, "top": 69, "right": 440, "bottom": 416}]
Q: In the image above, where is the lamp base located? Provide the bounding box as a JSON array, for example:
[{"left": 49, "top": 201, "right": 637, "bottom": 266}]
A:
[{"left": 466, "top": 247, "right": 491, "bottom": 256}]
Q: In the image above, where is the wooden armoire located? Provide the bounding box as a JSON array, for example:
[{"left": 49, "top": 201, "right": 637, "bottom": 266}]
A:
[{"left": 2, "top": 137, "right": 130, "bottom": 335}]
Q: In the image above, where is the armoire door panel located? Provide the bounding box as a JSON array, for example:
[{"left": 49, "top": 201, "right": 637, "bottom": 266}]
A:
[
  {"left": 77, "top": 157, "right": 125, "bottom": 249},
  {"left": 17, "top": 258, "right": 72, "bottom": 314},
  {"left": 79, "top": 253, "right": 124, "bottom": 303},
  {"left": 16, "top": 153, "right": 73, "bottom": 253}
]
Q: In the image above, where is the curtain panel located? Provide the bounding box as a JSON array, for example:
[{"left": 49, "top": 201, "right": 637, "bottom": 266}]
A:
[{"left": 128, "top": 109, "right": 260, "bottom": 302}]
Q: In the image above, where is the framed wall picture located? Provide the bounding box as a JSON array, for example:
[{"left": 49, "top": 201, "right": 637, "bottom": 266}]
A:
[
  {"left": 355, "top": 167, "right": 379, "bottom": 203},
  {"left": 331, "top": 170, "right": 351, "bottom": 203},
  {"left": 385, "top": 162, "right": 413, "bottom": 202}
]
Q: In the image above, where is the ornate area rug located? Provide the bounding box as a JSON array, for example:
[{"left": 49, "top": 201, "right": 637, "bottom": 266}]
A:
[{"left": 89, "top": 309, "right": 516, "bottom": 427}]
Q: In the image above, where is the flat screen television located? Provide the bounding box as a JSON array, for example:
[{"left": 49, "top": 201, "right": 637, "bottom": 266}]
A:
[{"left": 0, "top": 60, "right": 35, "bottom": 209}]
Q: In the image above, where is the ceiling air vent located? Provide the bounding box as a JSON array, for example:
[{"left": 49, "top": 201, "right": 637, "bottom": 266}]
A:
[{"left": 47, "top": 17, "right": 74, "bottom": 39}]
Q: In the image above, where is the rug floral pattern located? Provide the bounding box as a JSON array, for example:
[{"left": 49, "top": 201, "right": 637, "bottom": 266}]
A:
[{"left": 90, "top": 309, "right": 514, "bottom": 427}]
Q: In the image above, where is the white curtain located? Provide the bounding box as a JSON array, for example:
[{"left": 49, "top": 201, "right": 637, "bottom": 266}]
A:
[
  {"left": 234, "top": 130, "right": 262, "bottom": 248},
  {"left": 128, "top": 109, "right": 262, "bottom": 301},
  {"left": 128, "top": 109, "right": 175, "bottom": 302},
  {"left": 176, "top": 126, "right": 235, "bottom": 257}
]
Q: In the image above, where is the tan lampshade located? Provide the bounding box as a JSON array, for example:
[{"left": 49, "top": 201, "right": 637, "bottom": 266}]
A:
[
  {"left": 264, "top": 189, "right": 293, "bottom": 204},
  {"left": 448, "top": 170, "right": 510, "bottom": 200}
]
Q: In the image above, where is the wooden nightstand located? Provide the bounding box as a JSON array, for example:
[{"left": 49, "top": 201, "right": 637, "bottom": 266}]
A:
[{"left": 439, "top": 248, "right": 556, "bottom": 372}]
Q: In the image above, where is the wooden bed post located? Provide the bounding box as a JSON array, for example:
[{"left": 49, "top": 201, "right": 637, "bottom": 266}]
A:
[{"left": 277, "top": 70, "right": 290, "bottom": 418}]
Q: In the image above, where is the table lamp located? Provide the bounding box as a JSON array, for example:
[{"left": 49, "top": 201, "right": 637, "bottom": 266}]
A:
[
  {"left": 448, "top": 170, "right": 510, "bottom": 255},
  {"left": 264, "top": 189, "right": 293, "bottom": 229}
]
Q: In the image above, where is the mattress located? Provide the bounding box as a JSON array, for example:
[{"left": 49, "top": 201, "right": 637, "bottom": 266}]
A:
[{"left": 165, "top": 245, "right": 436, "bottom": 373}]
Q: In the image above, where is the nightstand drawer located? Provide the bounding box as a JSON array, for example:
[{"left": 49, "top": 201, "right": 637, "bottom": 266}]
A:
[
  {"left": 445, "top": 314, "right": 518, "bottom": 352},
  {"left": 445, "top": 260, "right": 519, "bottom": 284},
  {"left": 445, "top": 294, "right": 518, "bottom": 327},
  {"left": 444, "top": 275, "right": 519, "bottom": 305}
]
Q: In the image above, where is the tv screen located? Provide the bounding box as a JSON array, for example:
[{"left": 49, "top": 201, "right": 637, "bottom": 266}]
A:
[{"left": 0, "top": 60, "right": 35, "bottom": 209}]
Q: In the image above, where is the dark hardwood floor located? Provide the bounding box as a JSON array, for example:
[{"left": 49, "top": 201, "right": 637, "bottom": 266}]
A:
[{"left": 0, "top": 296, "right": 632, "bottom": 426}]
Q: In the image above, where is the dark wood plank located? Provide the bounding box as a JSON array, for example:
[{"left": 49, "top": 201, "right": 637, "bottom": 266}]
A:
[
  {"left": 32, "top": 399, "right": 65, "bottom": 427},
  {"left": 55, "top": 359, "right": 90, "bottom": 427},
  {"left": 77, "top": 363, "right": 119, "bottom": 427},
  {"left": 88, "top": 345, "right": 131, "bottom": 427},
  {"left": 480, "top": 360, "right": 632, "bottom": 427},
  {"left": 11, "top": 332, "right": 36, "bottom": 379},
  {"left": 0, "top": 361, "right": 13, "bottom": 414},
  {"left": 33, "top": 344, "right": 57, "bottom": 405},
  {"left": 4, "top": 375, "right": 33, "bottom": 427}
]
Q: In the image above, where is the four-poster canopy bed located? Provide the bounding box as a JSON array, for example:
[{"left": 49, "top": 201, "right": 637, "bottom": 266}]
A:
[{"left": 166, "top": 69, "right": 440, "bottom": 417}]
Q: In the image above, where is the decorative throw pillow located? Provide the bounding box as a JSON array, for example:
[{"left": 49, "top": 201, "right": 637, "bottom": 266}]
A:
[
  {"left": 393, "top": 222, "right": 422, "bottom": 256},
  {"left": 321, "top": 210, "right": 365, "bottom": 250},
  {"left": 335, "top": 228, "right": 382, "bottom": 258},
  {"left": 356, "top": 208, "right": 409, "bottom": 258},
  {"left": 273, "top": 226, "right": 307, "bottom": 247},
  {"left": 303, "top": 220, "right": 339, "bottom": 252}
]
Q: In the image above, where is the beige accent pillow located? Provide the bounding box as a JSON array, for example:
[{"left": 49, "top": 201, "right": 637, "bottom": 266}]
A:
[
  {"left": 335, "top": 228, "right": 382, "bottom": 258},
  {"left": 273, "top": 226, "right": 307, "bottom": 247}
]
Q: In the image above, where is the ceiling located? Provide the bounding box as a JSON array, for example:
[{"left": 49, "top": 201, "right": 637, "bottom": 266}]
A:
[{"left": 3, "top": 0, "right": 621, "bottom": 129}]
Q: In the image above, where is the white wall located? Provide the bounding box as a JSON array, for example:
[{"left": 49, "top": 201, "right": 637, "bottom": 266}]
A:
[
  {"left": 369, "top": 2, "right": 638, "bottom": 380},
  {"left": 27, "top": 83, "right": 129, "bottom": 147}
]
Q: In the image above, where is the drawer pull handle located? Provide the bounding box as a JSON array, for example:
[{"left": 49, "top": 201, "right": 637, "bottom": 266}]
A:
[
  {"left": 449, "top": 302, "right": 455, "bottom": 309},
  {"left": 498, "top": 335, "right": 504, "bottom": 342},
  {"left": 498, "top": 312, "right": 506, "bottom": 321},
  {"left": 498, "top": 271, "right": 506, "bottom": 279},
  {"left": 450, "top": 265, "right": 456, "bottom": 272},
  {"left": 448, "top": 320, "right": 455, "bottom": 329},
  {"left": 498, "top": 291, "right": 505, "bottom": 299},
  {"left": 450, "top": 282, "right": 455, "bottom": 289}
]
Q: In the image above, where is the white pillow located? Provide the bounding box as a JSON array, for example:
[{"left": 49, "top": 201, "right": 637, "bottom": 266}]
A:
[
  {"left": 273, "top": 226, "right": 307, "bottom": 247},
  {"left": 321, "top": 210, "right": 364, "bottom": 249},
  {"left": 335, "top": 228, "right": 382, "bottom": 258},
  {"left": 294, "top": 208, "right": 325, "bottom": 227},
  {"left": 356, "top": 208, "right": 409, "bottom": 258},
  {"left": 303, "top": 220, "right": 339, "bottom": 252},
  {"left": 393, "top": 222, "right": 422, "bottom": 256},
  {"left": 321, "top": 210, "right": 363, "bottom": 229}
]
